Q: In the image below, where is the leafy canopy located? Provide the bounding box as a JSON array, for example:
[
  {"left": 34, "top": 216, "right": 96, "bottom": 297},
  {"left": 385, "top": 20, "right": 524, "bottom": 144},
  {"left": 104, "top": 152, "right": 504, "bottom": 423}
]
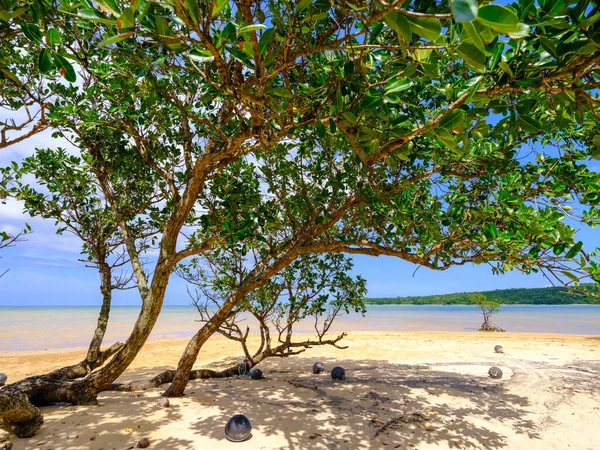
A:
[{"left": 2, "top": 0, "right": 600, "bottom": 291}]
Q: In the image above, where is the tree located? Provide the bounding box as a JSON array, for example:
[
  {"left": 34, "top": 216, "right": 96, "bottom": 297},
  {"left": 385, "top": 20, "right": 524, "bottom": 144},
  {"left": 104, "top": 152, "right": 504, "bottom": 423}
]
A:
[
  {"left": 16, "top": 148, "right": 152, "bottom": 372},
  {"left": 0, "top": 164, "right": 30, "bottom": 278},
  {"left": 0, "top": 0, "right": 62, "bottom": 149},
  {"left": 2, "top": 0, "right": 600, "bottom": 436},
  {"left": 470, "top": 293, "right": 504, "bottom": 332},
  {"left": 108, "top": 252, "right": 366, "bottom": 392}
]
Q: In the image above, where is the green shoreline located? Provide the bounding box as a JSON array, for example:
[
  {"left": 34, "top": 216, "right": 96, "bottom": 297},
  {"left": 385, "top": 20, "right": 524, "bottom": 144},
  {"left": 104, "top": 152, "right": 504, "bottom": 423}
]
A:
[{"left": 365, "top": 285, "right": 599, "bottom": 305}]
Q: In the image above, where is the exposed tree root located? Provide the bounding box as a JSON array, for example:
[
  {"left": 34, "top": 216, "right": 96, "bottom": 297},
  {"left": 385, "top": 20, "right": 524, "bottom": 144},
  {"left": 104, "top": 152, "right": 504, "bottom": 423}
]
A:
[
  {"left": 0, "top": 342, "right": 123, "bottom": 438},
  {"left": 106, "top": 363, "right": 247, "bottom": 392}
]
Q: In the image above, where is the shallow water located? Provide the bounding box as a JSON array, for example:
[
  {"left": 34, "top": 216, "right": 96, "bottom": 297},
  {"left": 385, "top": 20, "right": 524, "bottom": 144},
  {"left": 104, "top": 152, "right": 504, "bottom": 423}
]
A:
[{"left": 0, "top": 304, "right": 598, "bottom": 352}]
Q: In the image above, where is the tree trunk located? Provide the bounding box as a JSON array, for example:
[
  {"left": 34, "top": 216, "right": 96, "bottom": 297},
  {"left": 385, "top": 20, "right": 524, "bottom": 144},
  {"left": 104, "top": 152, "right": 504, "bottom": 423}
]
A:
[
  {"left": 0, "top": 260, "right": 170, "bottom": 438},
  {"left": 85, "top": 261, "right": 112, "bottom": 363},
  {"left": 163, "top": 291, "right": 246, "bottom": 397},
  {"left": 163, "top": 252, "right": 300, "bottom": 397}
]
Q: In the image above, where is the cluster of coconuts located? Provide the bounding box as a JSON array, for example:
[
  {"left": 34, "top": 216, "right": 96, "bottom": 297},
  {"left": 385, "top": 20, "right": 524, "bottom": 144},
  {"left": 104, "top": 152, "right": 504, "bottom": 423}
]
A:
[{"left": 225, "top": 361, "right": 347, "bottom": 442}]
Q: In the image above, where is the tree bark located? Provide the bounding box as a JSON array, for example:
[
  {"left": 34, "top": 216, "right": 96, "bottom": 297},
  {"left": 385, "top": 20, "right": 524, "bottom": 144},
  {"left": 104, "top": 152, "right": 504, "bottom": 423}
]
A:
[{"left": 85, "top": 261, "right": 113, "bottom": 363}]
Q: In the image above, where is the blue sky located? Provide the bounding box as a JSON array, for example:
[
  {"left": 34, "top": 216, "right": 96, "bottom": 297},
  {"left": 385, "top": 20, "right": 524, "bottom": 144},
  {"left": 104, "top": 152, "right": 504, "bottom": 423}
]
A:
[{"left": 1, "top": 124, "right": 597, "bottom": 306}]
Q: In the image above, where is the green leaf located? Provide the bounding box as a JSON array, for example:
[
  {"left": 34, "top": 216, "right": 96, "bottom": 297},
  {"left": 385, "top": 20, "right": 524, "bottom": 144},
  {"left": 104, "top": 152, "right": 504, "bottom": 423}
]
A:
[
  {"left": 116, "top": 7, "right": 135, "bottom": 28},
  {"left": 462, "top": 22, "right": 485, "bottom": 52},
  {"left": 38, "top": 48, "right": 52, "bottom": 73},
  {"left": 508, "top": 23, "right": 530, "bottom": 39},
  {"left": 385, "top": 78, "right": 414, "bottom": 95},
  {"left": 212, "top": 0, "right": 228, "bottom": 16},
  {"left": 498, "top": 61, "right": 514, "bottom": 77},
  {"left": 20, "top": 21, "right": 42, "bottom": 43},
  {"left": 477, "top": 5, "right": 520, "bottom": 33},
  {"left": 54, "top": 54, "right": 76, "bottom": 82},
  {"left": 487, "top": 41, "right": 504, "bottom": 70},
  {"left": 0, "top": 68, "right": 20, "bottom": 85},
  {"left": 405, "top": 16, "right": 441, "bottom": 41},
  {"left": 561, "top": 270, "right": 579, "bottom": 283},
  {"left": 47, "top": 28, "right": 60, "bottom": 46},
  {"left": 438, "top": 109, "right": 465, "bottom": 131},
  {"left": 189, "top": 51, "right": 214, "bottom": 63},
  {"left": 519, "top": 116, "right": 541, "bottom": 133},
  {"left": 593, "top": 135, "right": 600, "bottom": 148},
  {"left": 343, "top": 111, "right": 358, "bottom": 124},
  {"left": 336, "top": 89, "right": 344, "bottom": 111},
  {"left": 565, "top": 241, "right": 583, "bottom": 259},
  {"left": 226, "top": 46, "right": 253, "bottom": 67},
  {"left": 434, "top": 128, "right": 459, "bottom": 150},
  {"left": 316, "top": 120, "right": 327, "bottom": 139},
  {"left": 184, "top": 0, "right": 201, "bottom": 24},
  {"left": 296, "top": 0, "right": 312, "bottom": 12},
  {"left": 77, "top": 9, "right": 115, "bottom": 25},
  {"left": 259, "top": 28, "right": 275, "bottom": 55},
  {"left": 98, "top": 32, "right": 133, "bottom": 48},
  {"left": 271, "top": 87, "right": 293, "bottom": 98},
  {"left": 456, "top": 42, "right": 486, "bottom": 71},
  {"left": 297, "top": 0, "right": 312, "bottom": 12},
  {"left": 451, "top": 0, "right": 478, "bottom": 23},
  {"left": 96, "top": 0, "right": 121, "bottom": 16},
  {"left": 383, "top": 11, "right": 412, "bottom": 41},
  {"left": 238, "top": 24, "right": 266, "bottom": 34}
]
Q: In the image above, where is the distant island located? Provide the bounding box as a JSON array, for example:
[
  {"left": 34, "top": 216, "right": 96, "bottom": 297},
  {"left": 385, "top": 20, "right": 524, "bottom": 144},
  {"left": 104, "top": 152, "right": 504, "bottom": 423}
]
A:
[{"left": 365, "top": 285, "right": 599, "bottom": 305}]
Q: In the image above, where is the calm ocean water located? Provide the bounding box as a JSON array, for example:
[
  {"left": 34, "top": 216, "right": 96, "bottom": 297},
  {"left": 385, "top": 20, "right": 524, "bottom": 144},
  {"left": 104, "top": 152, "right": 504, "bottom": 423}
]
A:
[{"left": 0, "top": 304, "right": 599, "bottom": 352}]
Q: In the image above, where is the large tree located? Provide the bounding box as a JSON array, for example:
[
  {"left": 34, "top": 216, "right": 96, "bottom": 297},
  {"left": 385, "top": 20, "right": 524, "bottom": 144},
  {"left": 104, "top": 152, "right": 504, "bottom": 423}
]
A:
[{"left": 1, "top": 0, "right": 600, "bottom": 437}]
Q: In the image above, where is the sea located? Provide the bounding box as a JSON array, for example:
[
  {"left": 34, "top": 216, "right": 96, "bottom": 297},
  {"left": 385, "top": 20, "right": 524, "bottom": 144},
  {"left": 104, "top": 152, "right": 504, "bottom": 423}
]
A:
[{"left": 0, "top": 304, "right": 599, "bottom": 352}]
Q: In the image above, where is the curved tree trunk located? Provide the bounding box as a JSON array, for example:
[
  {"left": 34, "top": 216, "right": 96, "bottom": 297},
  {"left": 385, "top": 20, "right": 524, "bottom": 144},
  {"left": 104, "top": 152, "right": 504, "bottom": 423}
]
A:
[
  {"left": 163, "top": 289, "right": 256, "bottom": 397},
  {"left": 163, "top": 249, "right": 302, "bottom": 397},
  {"left": 0, "top": 259, "right": 127, "bottom": 437},
  {"left": 85, "top": 261, "right": 113, "bottom": 363}
]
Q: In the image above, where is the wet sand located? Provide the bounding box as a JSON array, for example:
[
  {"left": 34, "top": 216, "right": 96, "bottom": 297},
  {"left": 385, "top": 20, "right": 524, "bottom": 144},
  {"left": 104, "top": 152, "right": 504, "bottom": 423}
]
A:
[{"left": 1, "top": 331, "right": 599, "bottom": 449}]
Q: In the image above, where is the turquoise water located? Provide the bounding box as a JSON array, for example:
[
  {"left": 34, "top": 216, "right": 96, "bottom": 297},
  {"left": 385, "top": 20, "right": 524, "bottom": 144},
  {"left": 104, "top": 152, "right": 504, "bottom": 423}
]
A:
[{"left": 0, "top": 304, "right": 599, "bottom": 352}]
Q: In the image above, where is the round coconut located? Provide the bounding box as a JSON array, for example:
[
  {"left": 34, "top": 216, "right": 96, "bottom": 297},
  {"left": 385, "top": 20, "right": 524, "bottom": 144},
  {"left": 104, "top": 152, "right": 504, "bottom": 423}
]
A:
[
  {"left": 331, "top": 366, "right": 346, "bottom": 381},
  {"left": 225, "top": 414, "right": 252, "bottom": 442},
  {"left": 0, "top": 373, "right": 7, "bottom": 386},
  {"left": 488, "top": 366, "right": 503, "bottom": 379},
  {"left": 250, "top": 369, "right": 263, "bottom": 380},
  {"left": 494, "top": 345, "right": 504, "bottom": 354},
  {"left": 312, "top": 362, "right": 325, "bottom": 374}
]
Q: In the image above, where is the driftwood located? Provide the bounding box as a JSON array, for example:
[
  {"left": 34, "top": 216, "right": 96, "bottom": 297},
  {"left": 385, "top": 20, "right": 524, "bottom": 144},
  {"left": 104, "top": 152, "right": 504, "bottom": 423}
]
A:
[
  {"left": 372, "top": 413, "right": 427, "bottom": 439},
  {"left": 285, "top": 380, "right": 318, "bottom": 390}
]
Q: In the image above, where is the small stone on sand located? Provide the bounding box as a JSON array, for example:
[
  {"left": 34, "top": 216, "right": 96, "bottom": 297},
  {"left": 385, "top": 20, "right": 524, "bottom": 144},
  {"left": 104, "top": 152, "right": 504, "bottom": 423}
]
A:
[
  {"left": 137, "top": 437, "right": 150, "bottom": 448},
  {"left": 158, "top": 398, "right": 170, "bottom": 408}
]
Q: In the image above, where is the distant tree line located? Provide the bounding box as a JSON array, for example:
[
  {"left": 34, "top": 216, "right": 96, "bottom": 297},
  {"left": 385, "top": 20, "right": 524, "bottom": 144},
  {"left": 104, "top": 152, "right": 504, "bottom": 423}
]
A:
[{"left": 365, "top": 285, "right": 599, "bottom": 305}]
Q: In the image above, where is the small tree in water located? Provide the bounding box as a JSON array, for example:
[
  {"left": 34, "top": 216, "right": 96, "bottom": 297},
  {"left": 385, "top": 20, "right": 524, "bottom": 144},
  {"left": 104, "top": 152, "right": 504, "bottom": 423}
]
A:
[{"left": 470, "top": 294, "right": 505, "bottom": 332}]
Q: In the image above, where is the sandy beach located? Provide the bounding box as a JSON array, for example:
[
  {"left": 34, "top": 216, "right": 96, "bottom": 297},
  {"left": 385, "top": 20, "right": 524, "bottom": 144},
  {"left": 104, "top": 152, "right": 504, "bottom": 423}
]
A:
[{"left": 1, "top": 331, "right": 599, "bottom": 449}]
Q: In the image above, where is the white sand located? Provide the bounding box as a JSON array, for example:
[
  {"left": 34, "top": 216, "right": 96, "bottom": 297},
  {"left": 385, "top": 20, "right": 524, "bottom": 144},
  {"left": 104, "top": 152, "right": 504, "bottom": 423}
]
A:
[{"left": 1, "top": 331, "right": 599, "bottom": 449}]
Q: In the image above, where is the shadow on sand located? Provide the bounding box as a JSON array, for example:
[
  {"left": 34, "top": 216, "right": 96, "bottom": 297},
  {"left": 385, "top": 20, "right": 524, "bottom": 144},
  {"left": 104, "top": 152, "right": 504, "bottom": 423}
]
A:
[{"left": 1, "top": 355, "right": 573, "bottom": 449}]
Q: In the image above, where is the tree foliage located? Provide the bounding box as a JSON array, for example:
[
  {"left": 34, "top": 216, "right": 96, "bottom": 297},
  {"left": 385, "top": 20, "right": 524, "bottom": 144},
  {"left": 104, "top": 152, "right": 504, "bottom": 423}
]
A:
[
  {"left": 470, "top": 292, "right": 504, "bottom": 331},
  {"left": 365, "top": 284, "right": 600, "bottom": 305}
]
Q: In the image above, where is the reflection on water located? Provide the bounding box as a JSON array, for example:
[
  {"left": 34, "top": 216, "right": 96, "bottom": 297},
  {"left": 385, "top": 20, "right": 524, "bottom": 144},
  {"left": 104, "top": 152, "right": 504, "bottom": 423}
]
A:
[{"left": 0, "top": 304, "right": 599, "bottom": 352}]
